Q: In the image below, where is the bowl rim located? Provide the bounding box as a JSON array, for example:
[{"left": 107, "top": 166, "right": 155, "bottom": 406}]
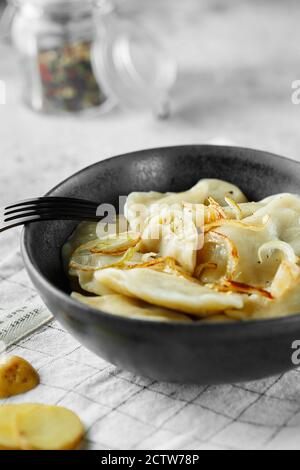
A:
[{"left": 22, "top": 144, "right": 300, "bottom": 332}]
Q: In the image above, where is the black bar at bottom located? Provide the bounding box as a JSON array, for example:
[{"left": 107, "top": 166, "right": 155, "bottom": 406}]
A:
[{"left": 0, "top": 450, "right": 209, "bottom": 464}]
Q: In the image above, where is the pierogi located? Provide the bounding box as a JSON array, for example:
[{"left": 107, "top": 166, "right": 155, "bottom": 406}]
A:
[{"left": 63, "top": 179, "right": 300, "bottom": 322}]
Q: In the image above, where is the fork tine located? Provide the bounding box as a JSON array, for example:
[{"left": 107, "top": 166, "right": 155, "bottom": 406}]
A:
[
  {"left": 0, "top": 213, "right": 101, "bottom": 233},
  {"left": 5, "top": 203, "right": 98, "bottom": 217},
  {"left": 1, "top": 197, "right": 106, "bottom": 234},
  {"left": 5, "top": 197, "right": 99, "bottom": 211},
  {"left": 0, "top": 214, "right": 41, "bottom": 232},
  {"left": 3, "top": 207, "right": 98, "bottom": 223}
]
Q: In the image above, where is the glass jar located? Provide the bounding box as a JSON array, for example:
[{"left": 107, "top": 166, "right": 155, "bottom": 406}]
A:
[
  {"left": 9, "top": 0, "right": 111, "bottom": 114},
  {"left": 93, "top": 0, "right": 178, "bottom": 117},
  {"left": 6, "top": 0, "right": 177, "bottom": 117}
]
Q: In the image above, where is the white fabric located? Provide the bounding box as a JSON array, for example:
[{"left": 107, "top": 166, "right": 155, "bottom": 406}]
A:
[
  {"left": 1, "top": 251, "right": 300, "bottom": 450},
  {"left": 0, "top": 251, "right": 52, "bottom": 347}
]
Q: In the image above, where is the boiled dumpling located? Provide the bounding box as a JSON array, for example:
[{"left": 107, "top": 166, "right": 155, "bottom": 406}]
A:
[
  {"left": 74, "top": 271, "right": 115, "bottom": 296},
  {"left": 125, "top": 179, "right": 247, "bottom": 233},
  {"left": 141, "top": 209, "right": 199, "bottom": 273},
  {"left": 226, "top": 268, "right": 300, "bottom": 321},
  {"left": 198, "top": 194, "right": 300, "bottom": 287},
  {"left": 72, "top": 293, "right": 192, "bottom": 322},
  {"left": 95, "top": 268, "right": 244, "bottom": 316},
  {"left": 64, "top": 180, "right": 300, "bottom": 323}
]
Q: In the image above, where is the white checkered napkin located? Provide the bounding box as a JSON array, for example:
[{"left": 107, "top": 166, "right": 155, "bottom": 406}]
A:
[
  {"left": 2, "top": 253, "right": 300, "bottom": 450},
  {"left": 5, "top": 327, "right": 300, "bottom": 451},
  {"left": 0, "top": 250, "right": 53, "bottom": 347}
]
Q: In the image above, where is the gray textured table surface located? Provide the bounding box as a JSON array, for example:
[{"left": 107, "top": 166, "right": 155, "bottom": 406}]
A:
[
  {"left": 1, "top": 0, "right": 300, "bottom": 213},
  {"left": 1, "top": 0, "right": 300, "bottom": 450}
]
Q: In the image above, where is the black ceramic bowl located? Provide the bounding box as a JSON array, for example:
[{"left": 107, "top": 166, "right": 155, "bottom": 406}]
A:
[{"left": 22, "top": 145, "right": 300, "bottom": 384}]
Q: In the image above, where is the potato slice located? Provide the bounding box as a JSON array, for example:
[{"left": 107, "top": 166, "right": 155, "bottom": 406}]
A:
[
  {"left": 0, "top": 356, "right": 39, "bottom": 399},
  {"left": 0, "top": 405, "right": 20, "bottom": 450},
  {"left": 0, "top": 404, "right": 36, "bottom": 450},
  {"left": 15, "top": 405, "right": 84, "bottom": 450}
]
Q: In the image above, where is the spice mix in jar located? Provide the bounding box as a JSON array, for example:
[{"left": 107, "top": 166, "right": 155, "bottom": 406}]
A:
[{"left": 10, "top": 0, "right": 108, "bottom": 114}]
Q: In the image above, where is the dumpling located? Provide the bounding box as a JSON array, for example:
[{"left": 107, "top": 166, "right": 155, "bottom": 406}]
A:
[
  {"left": 66, "top": 228, "right": 151, "bottom": 295},
  {"left": 201, "top": 314, "right": 236, "bottom": 323},
  {"left": 74, "top": 271, "right": 115, "bottom": 296},
  {"left": 125, "top": 179, "right": 247, "bottom": 274},
  {"left": 125, "top": 179, "right": 248, "bottom": 233},
  {"left": 62, "top": 218, "right": 129, "bottom": 272},
  {"left": 95, "top": 268, "right": 244, "bottom": 316},
  {"left": 226, "top": 272, "right": 300, "bottom": 321},
  {"left": 259, "top": 277, "right": 300, "bottom": 319},
  {"left": 198, "top": 194, "right": 300, "bottom": 288},
  {"left": 62, "top": 221, "right": 99, "bottom": 272},
  {"left": 141, "top": 209, "right": 200, "bottom": 273},
  {"left": 64, "top": 181, "right": 300, "bottom": 323},
  {"left": 72, "top": 293, "right": 192, "bottom": 322},
  {"left": 68, "top": 244, "right": 144, "bottom": 296}
]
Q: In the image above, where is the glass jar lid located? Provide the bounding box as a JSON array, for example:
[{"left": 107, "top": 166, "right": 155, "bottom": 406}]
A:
[{"left": 92, "top": 18, "right": 177, "bottom": 117}]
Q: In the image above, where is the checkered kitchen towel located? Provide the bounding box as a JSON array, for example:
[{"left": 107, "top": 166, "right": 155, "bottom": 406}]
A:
[
  {"left": 0, "top": 251, "right": 52, "bottom": 348},
  {"left": 1, "top": 251, "right": 300, "bottom": 449}
]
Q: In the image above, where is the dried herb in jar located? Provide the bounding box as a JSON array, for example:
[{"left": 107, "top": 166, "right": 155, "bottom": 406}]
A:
[{"left": 38, "top": 41, "right": 105, "bottom": 113}]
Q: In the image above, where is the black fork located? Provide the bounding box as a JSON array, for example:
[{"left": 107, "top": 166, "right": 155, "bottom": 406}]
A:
[{"left": 1, "top": 197, "right": 102, "bottom": 233}]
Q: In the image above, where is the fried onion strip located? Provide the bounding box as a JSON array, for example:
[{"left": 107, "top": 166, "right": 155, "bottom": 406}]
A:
[
  {"left": 194, "top": 262, "right": 218, "bottom": 279},
  {"left": 215, "top": 280, "right": 273, "bottom": 299},
  {"left": 224, "top": 197, "right": 242, "bottom": 220},
  {"left": 204, "top": 231, "right": 239, "bottom": 279}
]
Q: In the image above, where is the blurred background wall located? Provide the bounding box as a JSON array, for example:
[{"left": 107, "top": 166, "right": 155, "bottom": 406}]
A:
[
  {"left": 0, "top": 0, "right": 300, "bottom": 257},
  {"left": 0, "top": 0, "right": 299, "bottom": 189}
]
